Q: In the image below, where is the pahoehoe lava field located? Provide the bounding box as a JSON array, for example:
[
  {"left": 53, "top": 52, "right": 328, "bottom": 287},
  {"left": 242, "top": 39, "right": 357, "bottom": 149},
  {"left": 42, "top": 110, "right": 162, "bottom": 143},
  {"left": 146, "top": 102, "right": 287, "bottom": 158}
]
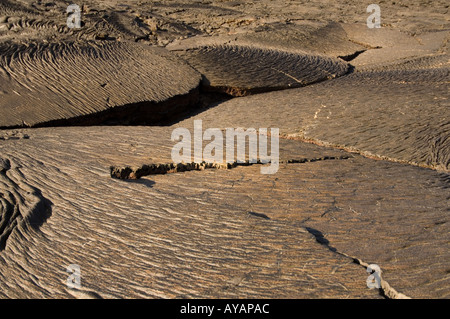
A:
[{"left": 0, "top": 0, "right": 449, "bottom": 299}]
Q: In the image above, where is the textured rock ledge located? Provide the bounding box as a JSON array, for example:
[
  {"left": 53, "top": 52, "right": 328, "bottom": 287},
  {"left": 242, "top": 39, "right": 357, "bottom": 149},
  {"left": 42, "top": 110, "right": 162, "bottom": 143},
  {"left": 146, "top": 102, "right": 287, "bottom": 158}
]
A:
[
  {"left": 0, "top": 41, "right": 201, "bottom": 128},
  {"left": 0, "top": 157, "right": 52, "bottom": 251},
  {"left": 173, "top": 44, "right": 350, "bottom": 96}
]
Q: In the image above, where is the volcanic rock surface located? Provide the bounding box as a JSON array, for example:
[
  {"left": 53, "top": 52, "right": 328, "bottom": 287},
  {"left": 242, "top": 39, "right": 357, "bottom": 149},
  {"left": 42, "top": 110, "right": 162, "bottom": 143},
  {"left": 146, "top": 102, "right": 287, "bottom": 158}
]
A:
[{"left": 0, "top": 0, "right": 449, "bottom": 300}]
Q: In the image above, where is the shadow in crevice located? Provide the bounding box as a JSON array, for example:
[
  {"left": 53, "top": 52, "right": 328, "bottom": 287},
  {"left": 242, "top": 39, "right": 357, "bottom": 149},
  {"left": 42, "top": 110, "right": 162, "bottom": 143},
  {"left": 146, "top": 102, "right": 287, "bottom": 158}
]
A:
[
  {"left": 4, "top": 86, "right": 232, "bottom": 130},
  {"left": 305, "top": 227, "right": 337, "bottom": 253},
  {"left": 158, "top": 88, "right": 233, "bottom": 126},
  {"left": 115, "top": 177, "right": 156, "bottom": 188},
  {"left": 338, "top": 50, "right": 366, "bottom": 62},
  {"left": 306, "top": 225, "right": 369, "bottom": 268},
  {"left": 25, "top": 192, "right": 53, "bottom": 230},
  {"left": 305, "top": 226, "right": 398, "bottom": 299},
  {"left": 248, "top": 211, "right": 271, "bottom": 220},
  {"left": 0, "top": 183, "right": 53, "bottom": 251}
]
